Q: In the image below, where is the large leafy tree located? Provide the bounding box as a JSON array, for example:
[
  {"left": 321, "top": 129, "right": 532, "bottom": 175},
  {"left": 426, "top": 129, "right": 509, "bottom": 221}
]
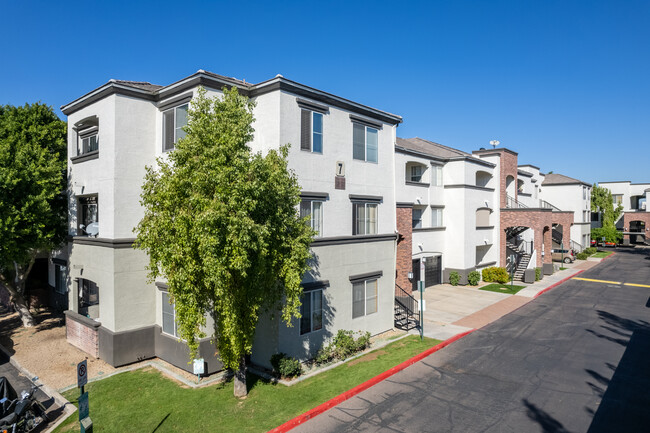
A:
[
  {"left": 0, "top": 103, "right": 67, "bottom": 326},
  {"left": 135, "top": 87, "right": 313, "bottom": 397},
  {"left": 591, "top": 184, "right": 623, "bottom": 243}
]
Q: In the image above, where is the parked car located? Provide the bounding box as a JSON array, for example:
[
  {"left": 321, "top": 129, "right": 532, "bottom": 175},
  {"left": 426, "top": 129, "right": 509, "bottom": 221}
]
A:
[{"left": 551, "top": 249, "right": 575, "bottom": 263}]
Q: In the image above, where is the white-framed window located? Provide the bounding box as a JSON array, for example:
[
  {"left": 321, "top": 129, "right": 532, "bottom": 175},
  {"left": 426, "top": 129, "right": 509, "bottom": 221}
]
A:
[
  {"left": 431, "top": 207, "right": 443, "bottom": 227},
  {"left": 431, "top": 164, "right": 443, "bottom": 186},
  {"left": 352, "top": 279, "right": 378, "bottom": 318},
  {"left": 583, "top": 187, "right": 587, "bottom": 200},
  {"left": 80, "top": 134, "right": 98, "bottom": 154},
  {"left": 78, "top": 196, "right": 98, "bottom": 236},
  {"left": 301, "top": 110, "right": 323, "bottom": 153},
  {"left": 412, "top": 207, "right": 424, "bottom": 229},
  {"left": 352, "top": 123, "right": 378, "bottom": 163},
  {"left": 410, "top": 165, "right": 423, "bottom": 182},
  {"left": 300, "top": 199, "right": 323, "bottom": 236},
  {"left": 300, "top": 289, "right": 323, "bottom": 335},
  {"left": 163, "top": 104, "right": 188, "bottom": 152},
  {"left": 161, "top": 291, "right": 179, "bottom": 338},
  {"left": 76, "top": 117, "right": 99, "bottom": 156},
  {"left": 54, "top": 264, "right": 67, "bottom": 295},
  {"left": 612, "top": 194, "right": 623, "bottom": 206},
  {"left": 352, "top": 202, "right": 378, "bottom": 235}
]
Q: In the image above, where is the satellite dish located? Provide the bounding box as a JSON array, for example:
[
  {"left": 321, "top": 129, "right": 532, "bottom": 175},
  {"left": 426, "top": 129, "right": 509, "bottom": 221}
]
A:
[
  {"left": 489, "top": 140, "right": 500, "bottom": 149},
  {"left": 85, "top": 222, "right": 99, "bottom": 237}
]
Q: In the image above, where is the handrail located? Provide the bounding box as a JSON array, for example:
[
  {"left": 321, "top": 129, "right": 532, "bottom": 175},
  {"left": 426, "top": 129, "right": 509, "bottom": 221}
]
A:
[
  {"left": 395, "top": 283, "right": 420, "bottom": 330},
  {"left": 539, "top": 200, "right": 563, "bottom": 211},
  {"left": 506, "top": 195, "right": 528, "bottom": 209}
]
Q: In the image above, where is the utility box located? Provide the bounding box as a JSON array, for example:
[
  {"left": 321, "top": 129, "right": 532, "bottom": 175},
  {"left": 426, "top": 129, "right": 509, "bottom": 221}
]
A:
[{"left": 523, "top": 269, "right": 536, "bottom": 284}]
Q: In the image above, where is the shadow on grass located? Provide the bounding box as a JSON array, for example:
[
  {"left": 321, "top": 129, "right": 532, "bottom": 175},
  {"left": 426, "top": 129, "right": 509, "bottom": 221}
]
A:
[{"left": 151, "top": 413, "right": 170, "bottom": 433}]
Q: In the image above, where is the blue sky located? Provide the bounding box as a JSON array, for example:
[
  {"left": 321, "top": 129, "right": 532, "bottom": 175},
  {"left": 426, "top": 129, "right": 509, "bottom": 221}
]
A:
[{"left": 2, "top": 0, "right": 648, "bottom": 184}]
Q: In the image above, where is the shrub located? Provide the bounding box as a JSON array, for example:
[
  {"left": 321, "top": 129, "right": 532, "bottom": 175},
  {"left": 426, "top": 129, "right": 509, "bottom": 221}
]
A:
[
  {"left": 449, "top": 271, "right": 460, "bottom": 286},
  {"left": 535, "top": 267, "right": 541, "bottom": 281},
  {"left": 576, "top": 252, "right": 589, "bottom": 260},
  {"left": 584, "top": 247, "right": 597, "bottom": 255},
  {"left": 467, "top": 271, "right": 480, "bottom": 286},
  {"left": 315, "top": 330, "right": 372, "bottom": 366},
  {"left": 482, "top": 266, "right": 510, "bottom": 284},
  {"left": 270, "top": 353, "right": 302, "bottom": 378}
]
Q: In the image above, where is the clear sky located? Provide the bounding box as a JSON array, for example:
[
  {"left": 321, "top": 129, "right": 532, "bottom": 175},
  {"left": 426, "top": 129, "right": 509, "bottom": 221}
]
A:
[{"left": 1, "top": 0, "right": 648, "bottom": 184}]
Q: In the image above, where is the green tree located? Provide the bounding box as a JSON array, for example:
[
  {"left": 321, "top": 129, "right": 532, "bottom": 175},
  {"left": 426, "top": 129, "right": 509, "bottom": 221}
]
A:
[
  {"left": 0, "top": 103, "right": 67, "bottom": 326},
  {"left": 591, "top": 184, "right": 623, "bottom": 243},
  {"left": 135, "top": 87, "right": 314, "bottom": 397}
]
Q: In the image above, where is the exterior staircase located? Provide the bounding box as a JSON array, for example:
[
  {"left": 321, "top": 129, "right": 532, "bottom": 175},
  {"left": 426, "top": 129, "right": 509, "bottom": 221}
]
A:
[
  {"left": 395, "top": 284, "right": 420, "bottom": 331},
  {"left": 506, "top": 240, "right": 532, "bottom": 282}
]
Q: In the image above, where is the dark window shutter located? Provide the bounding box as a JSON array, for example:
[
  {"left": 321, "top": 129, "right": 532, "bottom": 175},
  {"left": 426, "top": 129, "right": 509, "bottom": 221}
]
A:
[{"left": 301, "top": 110, "right": 311, "bottom": 151}]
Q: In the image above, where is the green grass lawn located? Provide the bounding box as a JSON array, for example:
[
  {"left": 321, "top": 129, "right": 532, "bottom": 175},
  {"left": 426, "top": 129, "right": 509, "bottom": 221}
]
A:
[
  {"left": 479, "top": 283, "right": 525, "bottom": 295},
  {"left": 53, "top": 335, "right": 440, "bottom": 433},
  {"left": 591, "top": 251, "right": 614, "bottom": 258}
]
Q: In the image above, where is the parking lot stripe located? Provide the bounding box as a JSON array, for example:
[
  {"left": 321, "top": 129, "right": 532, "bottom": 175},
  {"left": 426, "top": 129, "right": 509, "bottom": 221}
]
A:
[
  {"left": 573, "top": 277, "right": 621, "bottom": 285},
  {"left": 623, "top": 282, "right": 650, "bottom": 288}
]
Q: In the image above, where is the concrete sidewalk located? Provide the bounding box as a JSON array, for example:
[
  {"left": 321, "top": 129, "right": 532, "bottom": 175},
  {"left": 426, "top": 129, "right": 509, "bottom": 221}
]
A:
[{"left": 415, "top": 258, "right": 603, "bottom": 340}]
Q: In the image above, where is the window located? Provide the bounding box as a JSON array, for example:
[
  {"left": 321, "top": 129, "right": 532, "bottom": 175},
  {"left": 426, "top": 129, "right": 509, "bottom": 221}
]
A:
[
  {"left": 613, "top": 194, "right": 623, "bottom": 206},
  {"left": 300, "top": 199, "right": 323, "bottom": 236},
  {"left": 412, "top": 207, "right": 424, "bottom": 229},
  {"left": 78, "top": 196, "right": 98, "bottom": 235},
  {"left": 475, "top": 171, "right": 491, "bottom": 188},
  {"left": 431, "top": 207, "right": 443, "bottom": 227},
  {"left": 54, "top": 264, "right": 67, "bottom": 295},
  {"left": 353, "top": 123, "right": 378, "bottom": 163},
  {"left": 352, "top": 279, "right": 378, "bottom": 318},
  {"left": 583, "top": 187, "right": 587, "bottom": 200},
  {"left": 300, "top": 289, "right": 323, "bottom": 335},
  {"left": 431, "top": 165, "right": 443, "bottom": 186},
  {"left": 78, "top": 278, "right": 99, "bottom": 319},
  {"left": 76, "top": 116, "right": 99, "bottom": 156},
  {"left": 353, "top": 202, "right": 378, "bottom": 235},
  {"left": 163, "top": 104, "right": 188, "bottom": 151},
  {"left": 476, "top": 208, "right": 491, "bottom": 227},
  {"left": 162, "top": 291, "right": 179, "bottom": 337},
  {"left": 301, "top": 110, "right": 323, "bottom": 153}
]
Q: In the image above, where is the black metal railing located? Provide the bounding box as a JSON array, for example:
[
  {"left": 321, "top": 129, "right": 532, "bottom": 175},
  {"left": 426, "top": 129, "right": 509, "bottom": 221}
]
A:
[{"left": 395, "top": 284, "right": 420, "bottom": 331}]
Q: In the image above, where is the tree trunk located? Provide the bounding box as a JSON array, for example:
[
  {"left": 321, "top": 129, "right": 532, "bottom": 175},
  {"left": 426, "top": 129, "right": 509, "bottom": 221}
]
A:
[
  {"left": 233, "top": 356, "right": 248, "bottom": 398},
  {"left": 0, "top": 282, "right": 35, "bottom": 327}
]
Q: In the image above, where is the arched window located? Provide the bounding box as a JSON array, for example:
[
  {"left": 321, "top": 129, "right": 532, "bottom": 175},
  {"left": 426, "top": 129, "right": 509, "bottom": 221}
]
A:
[
  {"left": 476, "top": 171, "right": 491, "bottom": 187},
  {"left": 476, "top": 208, "right": 492, "bottom": 227},
  {"left": 405, "top": 162, "right": 428, "bottom": 183}
]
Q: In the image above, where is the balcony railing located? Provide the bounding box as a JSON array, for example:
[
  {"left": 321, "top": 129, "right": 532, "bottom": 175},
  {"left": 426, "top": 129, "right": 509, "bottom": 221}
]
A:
[{"left": 506, "top": 195, "right": 528, "bottom": 209}]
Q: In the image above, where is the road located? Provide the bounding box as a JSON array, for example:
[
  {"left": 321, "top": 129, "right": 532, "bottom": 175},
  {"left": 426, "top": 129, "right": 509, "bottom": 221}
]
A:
[{"left": 294, "top": 249, "right": 650, "bottom": 432}]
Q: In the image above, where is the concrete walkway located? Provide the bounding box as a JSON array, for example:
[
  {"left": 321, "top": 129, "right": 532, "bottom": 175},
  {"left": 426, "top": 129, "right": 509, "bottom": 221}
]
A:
[{"left": 416, "top": 258, "right": 603, "bottom": 340}]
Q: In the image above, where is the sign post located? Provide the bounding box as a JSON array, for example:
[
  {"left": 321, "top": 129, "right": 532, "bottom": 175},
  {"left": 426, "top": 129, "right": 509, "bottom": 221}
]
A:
[
  {"left": 418, "top": 280, "right": 425, "bottom": 340},
  {"left": 77, "top": 360, "right": 93, "bottom": 433}
]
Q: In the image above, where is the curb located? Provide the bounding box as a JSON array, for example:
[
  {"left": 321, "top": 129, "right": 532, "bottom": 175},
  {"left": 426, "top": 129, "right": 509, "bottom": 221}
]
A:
[
  {"left": 602, "top": 251, "right": 617, "bottom": 261},
  {"left": 534, "top": 270, "right": 585, "bottom": 298},
  {"left": 269, "top": 329, "right": 476, "bottom": 432}
]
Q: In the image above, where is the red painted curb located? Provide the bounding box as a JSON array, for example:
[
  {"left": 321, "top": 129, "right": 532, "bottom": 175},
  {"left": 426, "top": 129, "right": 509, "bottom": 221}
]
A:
[
  {"left": 269, "top": 329, "right": 477, "bottom": 433},
  {"left": 602, "top": 251, "right": 616, "bottom": 261},
  {"left": 534, "top": 269, "right": 585, "bottom": 298}
]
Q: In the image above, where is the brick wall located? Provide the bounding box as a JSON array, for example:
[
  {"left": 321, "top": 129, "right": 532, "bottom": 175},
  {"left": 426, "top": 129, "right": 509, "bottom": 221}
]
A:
[
  {"left": 396, "top": 206, "right": 413, "bottom": 294},
  {"left": 500, "top": 209, "right": 553, "bottom": 267},
  {"left": 622, "top": 212, "right": 650, "bottom": 242},
  {"left": 66, "top": 315, "right": 99, "bottom": 358},
  {"left": 552, "top": 212, "right": 574, "bottom": 247},
  {"left": 500, "top": 150, "right": 519, "bottom": 208}
]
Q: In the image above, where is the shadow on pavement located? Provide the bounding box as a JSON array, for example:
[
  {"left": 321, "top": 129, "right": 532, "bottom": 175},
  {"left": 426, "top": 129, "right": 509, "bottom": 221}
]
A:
[
  {"left": 587, "top": 328, "right": 650, "bottom": 432},
  {"left": 523, "top": 399, "right": 572, "bottom": 433}
]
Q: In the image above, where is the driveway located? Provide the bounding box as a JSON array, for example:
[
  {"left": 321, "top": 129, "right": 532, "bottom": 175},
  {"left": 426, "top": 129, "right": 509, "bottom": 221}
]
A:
[{"left": 294, "top": 249, "right": 650, "bottom": 432}]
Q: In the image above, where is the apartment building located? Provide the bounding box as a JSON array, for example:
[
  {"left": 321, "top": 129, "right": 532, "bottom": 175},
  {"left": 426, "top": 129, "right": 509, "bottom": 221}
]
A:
[
  {"left": 394, "top": 143, "right": 589, "bottom": 287},
  {"left": 394, "top": 138, "right": 499, "bottom": 287},
  {"left": 56, "top": 70, "right": 402, "bottom": 373},
  {"left": 597, "top": 181, "right": 650, "bottom": 244}
]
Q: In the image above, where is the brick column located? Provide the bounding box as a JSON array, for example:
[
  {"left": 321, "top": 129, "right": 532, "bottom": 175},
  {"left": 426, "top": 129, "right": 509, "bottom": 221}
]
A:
[{"left": 396, "top": 205, "right": 413, "bottom": 294}]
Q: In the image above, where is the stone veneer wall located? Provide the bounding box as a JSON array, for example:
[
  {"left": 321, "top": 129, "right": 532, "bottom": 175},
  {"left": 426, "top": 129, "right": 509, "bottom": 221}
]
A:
[
  {"left": 396, "top": 205, "right": 413, "bottom": 293},
  {"left": 65, "top": 311, "right": 100, "bottom": 358}
]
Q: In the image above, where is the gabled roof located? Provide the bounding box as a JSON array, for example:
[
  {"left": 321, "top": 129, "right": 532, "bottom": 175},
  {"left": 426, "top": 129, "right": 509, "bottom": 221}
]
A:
[
  {"left": 61, "top": 70, "right": 403, "bottom": 125},
  {"left": 111, "top": 80, "right": 163, "bottom": 92},
  {"left": 396, "top": 137, "right": 470, "bottom": 159},
  {"left": 542, "top": 173, "right": 590, "bottom": 187}
]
